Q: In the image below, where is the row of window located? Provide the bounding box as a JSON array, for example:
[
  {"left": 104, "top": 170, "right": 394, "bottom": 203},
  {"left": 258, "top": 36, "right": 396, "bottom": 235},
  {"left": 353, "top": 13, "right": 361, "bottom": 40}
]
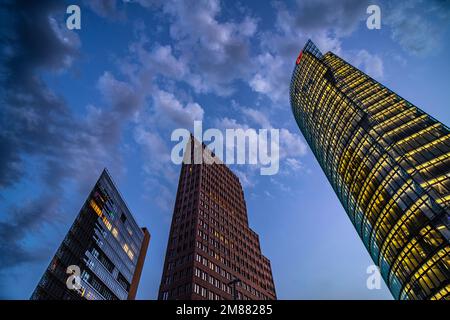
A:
[
  {"left": 86, "top": 244, "right": 130, "bottom": 293},
  {"left": 80, "top": 269, "right": 118, "bottom": 300},
  {"left": 194, "top": 268, "right": 232, "bottom": 294},
  {"left": 198, "top": 207, "right": 259, "bottom": 255},
  {"left": 292, "top": 51, "right": 449, "bottom": 300},
  {"left": 196, "top": 237, "right": 272, "bottom": 287},
  {"left": 90, "top": 197, "right": 135, "bottom": 263},
  {"left": 193, "top": 283, "right": 224, "bottom": 300},
  {"left": 195, "top": 254, "right": 272, "bottom": 299}
]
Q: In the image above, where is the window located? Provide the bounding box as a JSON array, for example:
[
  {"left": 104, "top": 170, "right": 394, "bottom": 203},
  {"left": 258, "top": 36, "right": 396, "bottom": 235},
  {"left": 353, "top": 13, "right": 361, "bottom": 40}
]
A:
[
  {"left": 81, "top": 270, "right": 90, "bottom": 282},
  {"left": 117, "top": 272, "right": 130, "bottom": 291},
  {"left": 201, "top": 287, "right": 207, "bottom": 298},
  {"left": 98, "top": 253, "right": 114, "bottom": 273},
  {"left": 120, "top": 213, "right": 127, "bottom": 223},
  {"left": 86, "top": 259, "right": 95, "bottom": 269},
  {"left": 193, "top": 284, "right": 200, "bottom": 294},
  {"left": 112, "top": 228, "right": 118, "bottom": 238},
  {"left": 103, "top": 219, "right": 112, "bottom": 231},
  {"left": 123, "top": 243, "right": 134, "bottom": 261},
  {"left": 91, "top": 248, "right": 99, "bottom": 258},
  {"left": 126, "top": 225, "right": 133, "bottom": 236}
]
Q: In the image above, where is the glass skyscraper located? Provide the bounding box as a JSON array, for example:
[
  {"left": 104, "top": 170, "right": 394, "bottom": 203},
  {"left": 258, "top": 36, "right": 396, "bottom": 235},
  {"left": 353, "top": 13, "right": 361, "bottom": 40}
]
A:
[
  {"left": 290, "top": 40, "right": 449, "bottom": 300},
  {"left": 31, "top": 169, "right": 150, "bottom": 300}
]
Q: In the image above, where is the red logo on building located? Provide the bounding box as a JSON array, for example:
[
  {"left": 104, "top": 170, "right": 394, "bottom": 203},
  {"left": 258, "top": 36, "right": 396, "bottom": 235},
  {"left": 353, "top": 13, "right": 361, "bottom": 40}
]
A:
[{"left": 296, "top": 51, "right": 303, "bottom": 65}]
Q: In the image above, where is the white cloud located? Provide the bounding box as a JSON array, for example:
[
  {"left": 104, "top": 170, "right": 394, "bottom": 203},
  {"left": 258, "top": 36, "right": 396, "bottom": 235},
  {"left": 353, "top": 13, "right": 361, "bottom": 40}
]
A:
[
  {"left": 279, "top": 129, "right": 308, "bottom": 158},
  {"left": 270, "top": 177, "right": 292, "bottom": 193},
  {"left": 214, "top": 111, "right": 308, "bottom": 175},
  {"left": 286, "top": 158, "right": 303, "bottom": 172},
  {"left": 153, "top": 90, "right": 204, "bottom": 127},
  {"left": 242, "top": 108, "right": 271, "bottom": 129},
  {"left": 234, "top": 169, "right": 255, "bottom": 188},
  {"left": 160, "top": 0, "right": 258, "bottom": 95},
  {"left": 249, "top": 53, "right": 287, "bottom": 103},
  {"left": 249, "top": 1, "right": 347, "bottom": 104},
  {"left": 345, "top": 50, "right": 384, "bottom": 80},
  {"left": 130, "top": 42, "right": 187, "bottom": 80},
  {"left": 249, "top": 74, "right": 271, "bottom": 94}
]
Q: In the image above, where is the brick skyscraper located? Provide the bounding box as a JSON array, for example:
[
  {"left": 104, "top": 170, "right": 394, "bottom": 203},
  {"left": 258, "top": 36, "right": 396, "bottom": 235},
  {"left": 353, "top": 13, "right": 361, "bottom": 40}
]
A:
[{"left": 158, "top": 138, "right": 276, "bottom": 300}]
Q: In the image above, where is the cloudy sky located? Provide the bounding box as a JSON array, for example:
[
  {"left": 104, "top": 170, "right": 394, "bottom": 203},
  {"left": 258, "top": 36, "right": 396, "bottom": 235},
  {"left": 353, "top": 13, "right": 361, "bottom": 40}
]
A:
[{"left": 1, "top": 0, "right": 449, "bottom": 299}]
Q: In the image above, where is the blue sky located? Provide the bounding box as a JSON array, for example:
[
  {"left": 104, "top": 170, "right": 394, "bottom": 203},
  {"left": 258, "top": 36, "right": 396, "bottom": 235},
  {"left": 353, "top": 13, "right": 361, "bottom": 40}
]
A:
[{"left": 1, "top": 0, "right": 450, "bottom": 299}]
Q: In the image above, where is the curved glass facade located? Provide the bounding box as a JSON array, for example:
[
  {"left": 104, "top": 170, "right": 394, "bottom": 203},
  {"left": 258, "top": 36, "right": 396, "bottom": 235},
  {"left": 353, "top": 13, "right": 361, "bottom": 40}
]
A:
[{"left": 290, "top": 40, "right": 450, "bottom": 300}]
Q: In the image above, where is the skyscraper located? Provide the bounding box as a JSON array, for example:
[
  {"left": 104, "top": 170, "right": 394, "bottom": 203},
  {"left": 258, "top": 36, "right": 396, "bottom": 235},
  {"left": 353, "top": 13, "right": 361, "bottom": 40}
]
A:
[
  {"left": 31, "top": 169, "right": 150, "bottom": 300},
  {"left": 158, "top": 138, "right": 276, "bottom": 300},
  {"left": 290, "top": 40, "right": 450, "bottom": 300}
]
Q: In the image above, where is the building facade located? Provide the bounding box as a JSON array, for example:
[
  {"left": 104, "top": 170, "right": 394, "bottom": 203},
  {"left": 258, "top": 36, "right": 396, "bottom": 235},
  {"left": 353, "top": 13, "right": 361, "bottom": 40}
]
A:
[
  {"left": 158, "top": 138, "right": 276, "bottom": 300},
  {"left": 31, "top": 169, "right": 150, "bottom": 300},
  {"left": 290, "top": 40, "right": 450, "bottom": 300}
]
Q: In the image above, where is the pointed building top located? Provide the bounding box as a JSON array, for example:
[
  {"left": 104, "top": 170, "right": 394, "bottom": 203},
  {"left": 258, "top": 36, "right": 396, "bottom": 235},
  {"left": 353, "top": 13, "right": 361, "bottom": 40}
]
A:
[
  {"left": 302, "top": 39, "right": 323, "bottom": 59},
  {"left": 294, "top": 39, "right": 323, "bottom": 65}
]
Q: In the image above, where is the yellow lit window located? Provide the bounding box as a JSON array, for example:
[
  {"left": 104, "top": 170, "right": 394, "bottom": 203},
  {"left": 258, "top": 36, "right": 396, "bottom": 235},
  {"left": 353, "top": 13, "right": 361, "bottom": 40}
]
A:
[
  {"left": 112, "top": 228, "right": 118, "bottom": 238},
  {"left": 123, "top": 243, "right": 129, "bottom": 253},
  {"left": 128, "top": 250, "right": 134, "bottom": 261},
  {"left": 103, "top": 218, "right": 112, "bottom": 231},
  {"left": 89, "top": 200, "right": 102, "bottom": 217}
]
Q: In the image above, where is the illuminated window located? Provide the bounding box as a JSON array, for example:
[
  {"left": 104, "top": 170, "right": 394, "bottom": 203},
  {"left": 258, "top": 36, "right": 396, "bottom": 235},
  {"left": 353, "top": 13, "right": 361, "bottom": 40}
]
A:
[
  {"left": 290, "top": 42, "right": 450, "bottom": 300},
  {"left": 112, "top": 228, "right": 118, "bottom": 238},
  {"left": 122, "top": 243, "right": 134, "bottom": 260},
  {"left": 103, "top": 218, "right": 112, "bottom": 231},
  {"left": 85, "top": 290, "right": 94, "bottom": 300},
  {"left": 90, "top": 199, "right": 102, "bottom": 217}
]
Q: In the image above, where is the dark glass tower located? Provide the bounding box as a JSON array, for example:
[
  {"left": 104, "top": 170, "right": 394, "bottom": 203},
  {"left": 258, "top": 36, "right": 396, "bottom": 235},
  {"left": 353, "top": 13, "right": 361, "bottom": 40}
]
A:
[
  {"left": 158, "top": 138, "right": 276, "bottom": 300},
  {"left": 290, "top": 40, "right": 450, "bottom": 300},
  {"left": 31, "top": 169, "right": 150, "bottom": 300}
]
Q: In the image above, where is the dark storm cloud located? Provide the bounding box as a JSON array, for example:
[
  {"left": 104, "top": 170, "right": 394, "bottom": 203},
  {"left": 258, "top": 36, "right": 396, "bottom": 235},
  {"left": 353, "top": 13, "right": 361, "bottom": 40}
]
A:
[
  {"left": 385, "top": 0, "right": 450, "bottom": 56},
  {"left": 0, "top": 195, "right": 62, "bottom": 269},
  {"left": 0, "top": 0, "right": 79, "bottom": 187},
  {"left": 0, "top": 0, "right": 81, "bottom": 271},
  {"left": 0, "top": 0, "right": 143, "bottom": 272},
  {"left": 1, "top": 1, "right": 79, "bottom": 80},
  {"left": 0, "top": 0, "right": 145, "bottom": 191},
  {"left": 290, "top": 0, "right": 370, "bottom": 35}
]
